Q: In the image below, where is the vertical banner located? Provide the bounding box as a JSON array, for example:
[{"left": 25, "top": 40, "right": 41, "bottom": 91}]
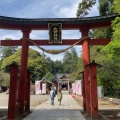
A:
[
  {"left": 35, "top": 81, "right": 40, "bottom": 94},
  {"left": 76, "top": 80, "right": 79, "bottom": 95},
  {"left": 48, "top": 23, "right": 62, "bottom": 43},
  {"left": 42, "top": 83, "right": 46, "bottom": 94},
  {"left": 72, "top": 80, "right": 82, "bottom": 95},
  {"left": 77, "top": 80, "right": 82, "bottom": 96},
  {"left": 72, "top": 83, "right": 76, "bottom": 94}
]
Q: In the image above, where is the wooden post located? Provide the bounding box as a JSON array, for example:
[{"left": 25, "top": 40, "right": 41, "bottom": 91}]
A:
[
  {"left": 79, "top": 71, "right": 86, "bottom": 111},
  {"left": 85, "top": 60, "right": 101, "bottom": 119},
  {"left": 81, "top": 28, "right": 90, "bottom": 114},
  {"left": 25, "top": 70, "right": 31, "bottom": 112},
  {"left": 7, "top": 62, "right": 19, "bottom": 120},
  {"left": 17, "top": 29, "right": 31, "bottom": 114}
]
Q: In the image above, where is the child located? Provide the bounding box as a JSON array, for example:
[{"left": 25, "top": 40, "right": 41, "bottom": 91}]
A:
[{"left": 57, "top": 89, "right": 63, "bottom": 106}]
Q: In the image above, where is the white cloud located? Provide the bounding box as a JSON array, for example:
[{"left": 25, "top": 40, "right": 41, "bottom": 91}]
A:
[
  {"left": 30, "top": 30, "right": 49, "bottom": 39},
  {"left": 0, "top": 0, "right": 15, "bottom": 4},
  {"left": 62, "top": 30, "right": 81, "bottom": 39},
  {"left": 11, "top": 0, "right": 82, "bottom": 18},
  {"left": 0, "top": 30, "right": 22, "bottom": 40},
  {"left": 57, "top": 1, "right": 80, "bottom": 18}
]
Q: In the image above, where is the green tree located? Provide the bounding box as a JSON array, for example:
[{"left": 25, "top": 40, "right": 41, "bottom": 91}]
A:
[
  {"left": 45, "top": 71, "right": 54, "bottom": 82},
  {"left": 63, "top": 47, "right": 78, "bottom": 74},
  {"left": 0, "top": 72, "right": 10, "bottom": 86},
  {"left": 1, "top": 48, "right": 48, "bottom": 82},
  {"left": 53, "top": 60, "right": 63, "bottom": 73},
  {"left": 63, "top": 51, "right": 71, "bottom": 73},
  {"left": 0, "top": 46, "right": 18, "bottom": 58},
  {"left": 0, "top": 41, "right": 18, "bottom": 70},
  {"left": 69, "top": 47, "right": 78, "bottom": 72},
  {"left": 110, "top": 0, "right": 120, "bottom": 13},
  {"left": 0, "top": 46, "right": 18, "bottom": 69},
  {"left": 69, "top": 55, "right": 83, "bottom": 81},
  {"left": 98, "top": 0, "right": 114, "bottom": 16},
  {"left": 45, "top": 57, "right": 55, "bottom": 74},
  {"left": 77, "top": 0, "right": 96, "bottom": 17},
  {"left": 112, "top": 17, "right": 120, "bottom": 40}
]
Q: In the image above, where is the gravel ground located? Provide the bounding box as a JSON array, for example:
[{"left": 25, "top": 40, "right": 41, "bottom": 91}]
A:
[
  {"left": 0, "top": 94, "right": 50, "bottom": 107},
  {"left": 0, "top": 94, "right": 50, "bottom": 119},
  {"left": 75, "top": 95, "right": 120, "bottom": 120}
]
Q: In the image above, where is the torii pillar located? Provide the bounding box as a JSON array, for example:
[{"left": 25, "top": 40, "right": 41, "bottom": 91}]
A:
[
  {"left": 85, "top": 60, "right": 101, "bottom": 119},
  {"left": 79, "top": 71, "right": 86, "bottom": 111},
  {"left": 25, "top": 70, "right": 31, "bottom": 112},
  {"left": 17, "top": 29, "right": 31, "bottom": 114},
  {"left": 81, "top": 28, "right": 90, "bottom": 114},
  {"left": 7, "top": 62, "right": 19, "bottom": 120}
]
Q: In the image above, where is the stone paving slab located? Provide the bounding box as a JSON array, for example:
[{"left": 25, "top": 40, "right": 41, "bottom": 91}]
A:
[{"left": 23, "top": 93, "right": 86, "bottom": 120}]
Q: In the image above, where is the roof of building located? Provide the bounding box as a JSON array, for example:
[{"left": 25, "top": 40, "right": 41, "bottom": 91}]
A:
[
  {"left": 39, "top": 76, "right": 52, "bottom": 84},
  {"left": 52, "top": 73, "right": 71, "bottom": 82}
]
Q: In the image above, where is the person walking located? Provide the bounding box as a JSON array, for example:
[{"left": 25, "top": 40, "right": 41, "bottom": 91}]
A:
[
  {"left": 57, "top": 89, "right": 63, "bottom": 106},
  {"left": 50, "top": 88, "right": 55, "bottom": 105}
]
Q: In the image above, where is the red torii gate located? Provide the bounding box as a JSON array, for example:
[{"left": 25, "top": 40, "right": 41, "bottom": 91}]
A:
[{"left": 0, "top": 14, "right": 119, "bottom": 119}]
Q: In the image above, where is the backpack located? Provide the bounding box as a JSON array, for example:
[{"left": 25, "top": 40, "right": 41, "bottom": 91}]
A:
[{"left": 52, "top": 91, "right": 56, "bottom": 97}]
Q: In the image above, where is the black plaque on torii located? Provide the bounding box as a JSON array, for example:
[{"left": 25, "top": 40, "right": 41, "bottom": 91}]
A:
[{"left": 48, "top": 23, "right": 62, "bottom": 44}]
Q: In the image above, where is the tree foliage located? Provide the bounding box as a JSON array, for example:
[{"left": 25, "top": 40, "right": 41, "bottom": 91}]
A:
[
  {"left": 68, "top": 56, "right": 83, "bottom": 81},
  {"left": 0, "top": 45, "right": 18, "bottom": 70},
  {"left": 0, "top": 46, "right": 18, "bottom": 59},
  {"left": 77, "top": 0, "right": 96, "bottom": 17},
  {"left": 54, "top": 60, "right": 63, "bottom": 73},
  {"left": 1, "top": 48, "right": 48, "bottom": 82},
  {"left": 63, "top": 47, "right": 78, "bottom": 73},
  {"left": 0, "top": 72, "right": 10, "bottom": 86},
  {"left": 112, "top": 17, "right": 120, "bottom": 40},
  {"left": 98, "top": 0, "right": 114, "bottom": 16},
  {"left": 110, "top": 0, "right": 120, "bottom": 13}
]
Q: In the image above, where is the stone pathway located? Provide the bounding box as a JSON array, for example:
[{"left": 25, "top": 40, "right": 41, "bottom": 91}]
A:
[{"left": 23, "top": 92, "right": 86, "bottom": 120}]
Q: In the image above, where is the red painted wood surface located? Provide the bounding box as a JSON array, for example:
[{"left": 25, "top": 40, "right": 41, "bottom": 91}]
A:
[
  {"left": 0, "top": 38, "right": 110, "bottom": 46},
  {"left": 89, "top": 64, "right": 98, "bottom": 119},
  {"left": 7, "top": 64, "right": 19, "bottom": 120},
  {"left": 25, "top": 71, "right": 31, "bottom": 112},
  {"left": 81, "top": 28, "right": 91, "bottom": 114},
  {"left": 81, "top": 72, "right": 86, "bottom": 112},
  {"left": 0, "top": 21, "right": 111, "bottom": 30},
  {"left": 17, "top": 30, "right": 31, "bottom": 114}
]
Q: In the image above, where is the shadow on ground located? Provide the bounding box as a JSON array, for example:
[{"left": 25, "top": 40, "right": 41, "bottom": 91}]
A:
[{"left": 81, "top": 109, "right": 120, "bottom": 120}]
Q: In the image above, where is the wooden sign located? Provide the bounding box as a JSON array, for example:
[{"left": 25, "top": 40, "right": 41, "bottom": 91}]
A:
[{"left": 48, "top": 23, "right": 62, "bottom": 43}]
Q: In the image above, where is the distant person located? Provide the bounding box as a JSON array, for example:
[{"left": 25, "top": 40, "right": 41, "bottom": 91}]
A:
[
  {"left": 57, "top": 89, "right": 63, "bottom": 106},
  {"left": 69, "top": 87, "right": 72, "bottom": 94},
  {"left": 50, "top": 88, "right": 55, "bottom": 105}
]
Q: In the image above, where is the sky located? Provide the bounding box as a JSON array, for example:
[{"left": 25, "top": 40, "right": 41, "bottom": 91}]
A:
[{"left": 0, "top": 0, "right": 99, "bottom": 61}]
